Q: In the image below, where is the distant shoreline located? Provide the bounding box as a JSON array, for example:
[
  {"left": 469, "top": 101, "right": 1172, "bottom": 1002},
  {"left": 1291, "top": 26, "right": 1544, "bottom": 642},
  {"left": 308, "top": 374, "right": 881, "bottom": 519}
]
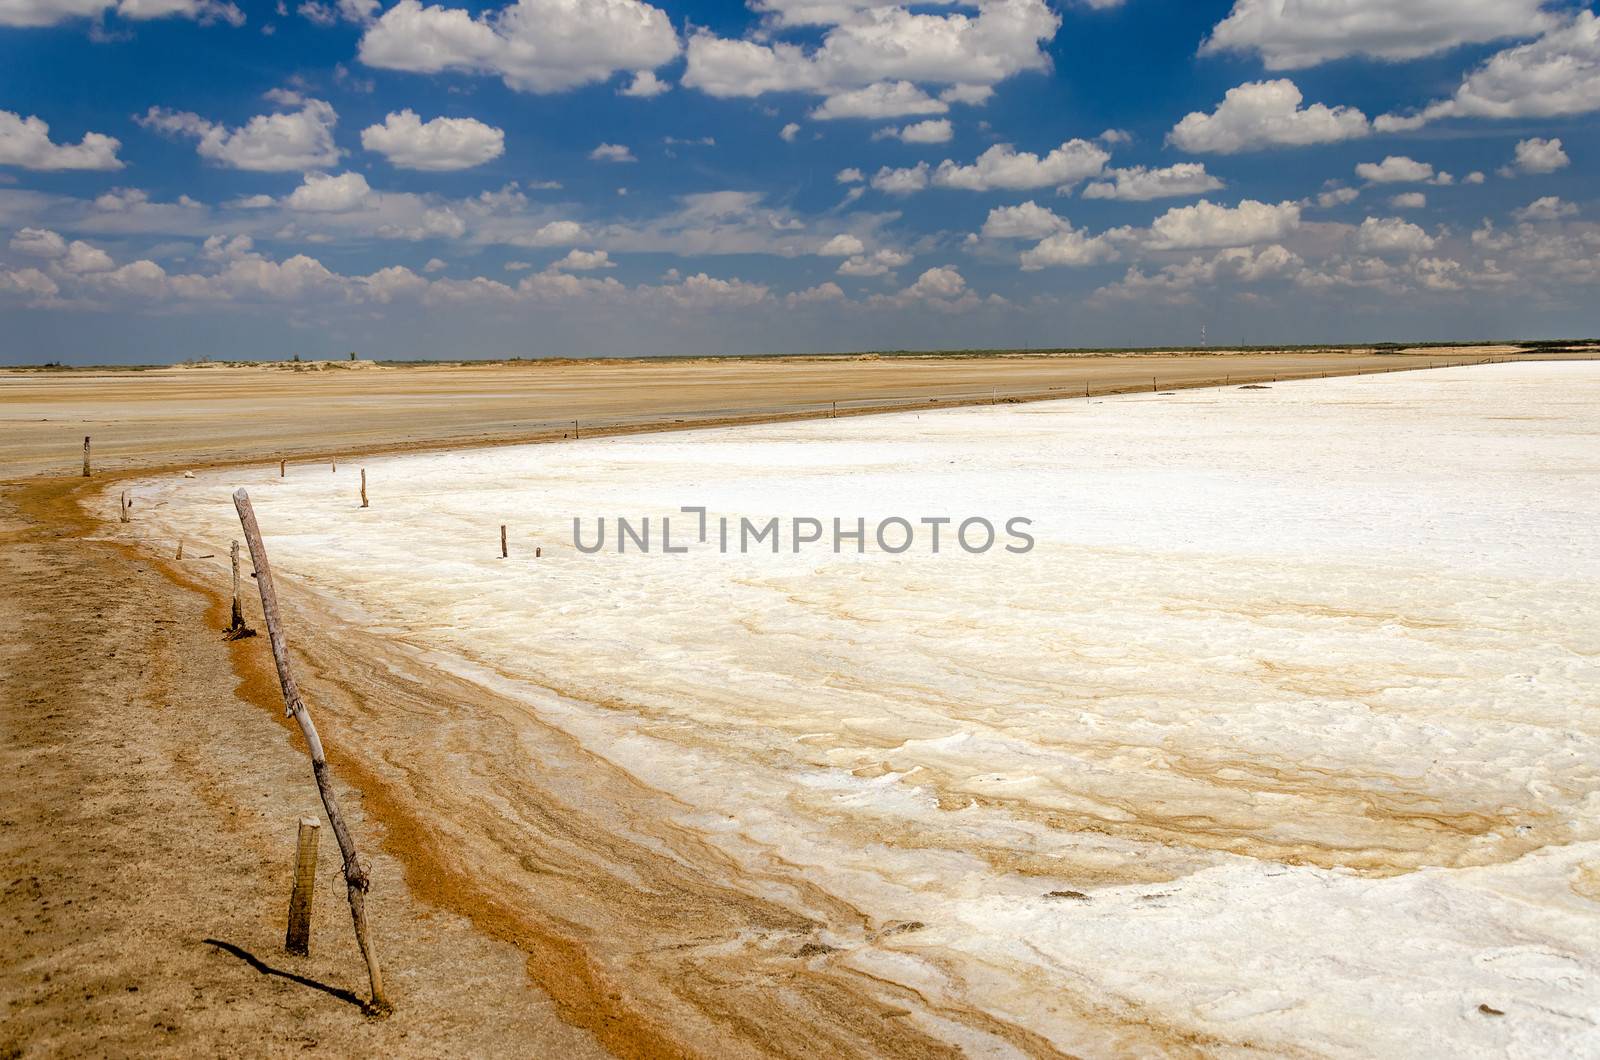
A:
[{"left": 5, "top": 338, "right": 1598, "bottom": 372}]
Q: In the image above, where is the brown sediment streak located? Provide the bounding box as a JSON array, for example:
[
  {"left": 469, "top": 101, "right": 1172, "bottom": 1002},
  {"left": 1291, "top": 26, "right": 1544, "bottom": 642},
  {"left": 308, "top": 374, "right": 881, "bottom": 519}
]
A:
[
  {"left": 8, "top": 475, "right": 684, "bottom": 1057},
  {"left": 153, "top": 545, "right": 711, "bottom": 1058},
  {"left": 47, "top": 475, "right": 1078, "bottom": 1057},
  {"left": 33, "top": 465, "right": 1269, "bottom": 1057}
]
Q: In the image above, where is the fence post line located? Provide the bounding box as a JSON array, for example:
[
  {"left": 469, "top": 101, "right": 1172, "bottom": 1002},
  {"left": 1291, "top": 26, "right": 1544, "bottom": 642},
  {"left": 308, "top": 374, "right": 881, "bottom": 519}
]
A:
[{"left": 232, "top": 488, "right": 391, "bottom": 1016}]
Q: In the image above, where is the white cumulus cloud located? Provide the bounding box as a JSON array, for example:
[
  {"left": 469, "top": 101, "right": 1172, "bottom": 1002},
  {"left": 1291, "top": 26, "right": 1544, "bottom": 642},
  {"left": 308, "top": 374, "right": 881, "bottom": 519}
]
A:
[
  {"left": 1357, "top": 216, "right": 1437, "bottom": 254},
  {"left": 358, "top": 0, "right": 681, "bottom": 93},
  {"left": 589, "top": 142, "right": 636, "bottom": 162},
  {"left": 1146, "top": 198, "right": 1301, "bottom": 250},
  {"left": 1200, "top": 0, "right": 1557, "bottom": 70},
  {"left": 932, "top": 138, "right": 1109, "bottom": 191},
  {"left": 1513, "top": 195, "right": 1578, "bottom": 221},
  {"left": 811, "top": 81, "right": 947, "bottom": 120},
  {"left": 0, "top": 0, "right": 242, "bottom": 28},
  {"left": 361, "top": 110, "right": 506, "bottom": 170},
  {"left": 1377, "top": 12, "right": 1600, "bottom": 129},
  {"left": 138, "top": 98, "right": 340, "bottom": 171},
  {"left": 876, "top": 118, "right": 953, "bottom": 143},
  {"left": 1019, "top": 224, "right": 1119, "bottom": 269},
  {"left": 1081, "top": 163, "right": 1223, "bottom": 201},
  {"left": 1501, "top": 136, "right": 1569, "bottom": 175},
  {"left": 980, "top": 200, "right": 1068, "bottom": 240},
  {"left": 818, "top": 233, "right": 866, "bottom": 256},
  {"left": 1355, "top": 156, "right": 1444, "bottom": 184},
  {"left": 1169, "top": 80, "right": 1370, "bottom": 154},
  {"left": 681, "top": 0, "right": 1060, "bottom": 105},
  {"left": 0, "top": 110, "right": 123, "bottom": 170},
  {"left": 548, "top": 248, "right": 615, "bottom": 271},
  {"left": 285, "top": 171, "right": 374, "bottom": 212}
]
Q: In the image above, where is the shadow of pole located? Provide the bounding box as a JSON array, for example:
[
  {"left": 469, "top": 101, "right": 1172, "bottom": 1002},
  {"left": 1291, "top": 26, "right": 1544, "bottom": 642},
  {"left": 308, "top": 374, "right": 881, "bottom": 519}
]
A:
[{"left": 202, "top": 938, "right": 374, "bottom": 1015}]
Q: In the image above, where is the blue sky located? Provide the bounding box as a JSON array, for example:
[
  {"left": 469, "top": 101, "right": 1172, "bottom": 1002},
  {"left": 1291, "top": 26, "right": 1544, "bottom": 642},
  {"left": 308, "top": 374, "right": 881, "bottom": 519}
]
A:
[{"left": 1, "top": 0, "right": 1597, "bottom": 362}]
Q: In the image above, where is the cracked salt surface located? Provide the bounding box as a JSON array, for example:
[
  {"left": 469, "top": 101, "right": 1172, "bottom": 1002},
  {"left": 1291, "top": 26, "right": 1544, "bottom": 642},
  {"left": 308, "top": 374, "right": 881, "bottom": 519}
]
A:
[{"left": 134, "top": 362, "right": 1600, "bottom": 1056}]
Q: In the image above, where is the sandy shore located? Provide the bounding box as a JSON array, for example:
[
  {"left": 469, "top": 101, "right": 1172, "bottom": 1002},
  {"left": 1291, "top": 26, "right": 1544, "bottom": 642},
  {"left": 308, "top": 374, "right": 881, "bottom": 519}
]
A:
[
  {"left": 0, "top": 348, "right": 1551, "bottom": 477},
  {"left": 1, "top": 350, "right": 1593, "bottom": 1057}
]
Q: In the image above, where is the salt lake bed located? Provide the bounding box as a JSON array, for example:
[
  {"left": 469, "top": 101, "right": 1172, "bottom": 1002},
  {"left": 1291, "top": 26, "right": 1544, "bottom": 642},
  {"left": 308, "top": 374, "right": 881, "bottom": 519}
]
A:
[{"left": 122, "top": 362, "right": 1600, "bottom": 1057}]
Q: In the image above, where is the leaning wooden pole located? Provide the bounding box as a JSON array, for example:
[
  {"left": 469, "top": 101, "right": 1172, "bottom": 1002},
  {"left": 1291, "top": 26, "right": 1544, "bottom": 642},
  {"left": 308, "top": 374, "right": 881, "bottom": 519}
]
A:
[{"left": 232, "top": 488, "right": 390, "bottom": 1015}]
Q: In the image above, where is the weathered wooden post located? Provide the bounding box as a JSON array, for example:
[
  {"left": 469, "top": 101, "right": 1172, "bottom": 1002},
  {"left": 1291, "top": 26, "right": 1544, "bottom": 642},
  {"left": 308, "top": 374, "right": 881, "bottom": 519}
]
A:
[
  {"left": 286, "top": 817, "right": 320, "bottom": 956},
  {"left": 535, "top": 546, "right": 542, "bottom": 558},
  {"left": 175, "top": 540, "right": 184, "bottom": 560},
  {"left": 280, "top": 459, "right": 286, "bottom": 478},
  {"left": 574, "top": 419, "right": 580, "bottom": 440},
  {"left": 500, "top": 525, "right": 508, "bottom": 559},
  {"left": 226, "top": 541, "right": 255, "bottom": 639},
  {"left": 119, "top": 491, "right": 130, "bottom": 523},
  {"left": 360, "top": 469, "right": 368, "bottom": 509},
  {"left": 331, "top": 459, "right": 337, "bottom": 473},
  {"left": 82, "top": 436, "right": 91, "bottom": 478},
  {"left": 233, "top": 488, "right": 391, "bottom": 1015}
]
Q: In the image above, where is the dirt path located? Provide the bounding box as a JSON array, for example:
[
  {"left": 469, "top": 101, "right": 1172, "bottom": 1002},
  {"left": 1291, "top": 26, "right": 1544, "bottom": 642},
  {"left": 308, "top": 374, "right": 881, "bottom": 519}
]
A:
[{"left": 0, "top": 479, "right": 608, "bottom": 1058}]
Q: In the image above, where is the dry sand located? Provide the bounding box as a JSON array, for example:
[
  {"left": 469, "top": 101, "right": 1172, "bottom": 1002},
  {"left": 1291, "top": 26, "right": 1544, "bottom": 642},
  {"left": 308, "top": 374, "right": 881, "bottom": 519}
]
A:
[
  {"left": 0, "top": 349, "right": 1590, "bottom": 1057},
  {"left": 0, "top": 348, "right": 1545, "bottom": 477}
]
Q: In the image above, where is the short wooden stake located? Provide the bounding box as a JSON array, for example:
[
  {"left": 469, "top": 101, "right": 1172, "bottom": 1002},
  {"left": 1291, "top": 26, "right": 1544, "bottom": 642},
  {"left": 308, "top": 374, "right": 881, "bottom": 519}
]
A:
[
  {"left": 286, "top": 817, "right": 320, "bottom": 956},
  {"left": 175, "top": 540, "right": 184, "bottom": 561},
  {"left": 360, "top": 469, "right": 368, "bottom": 509},
  {"left": 280, "top": 459, "right": 286, "bottom": 478},
  {"left": 574, "top": 419, "right": 580, "bottom": 440},
  {"left": 225, "top": 540, "right": 256, "bottom": 639},
  {"left": 82, "top": 436, "right": 91, "bottom": 478},
  {"left": 119, "top": 491, "right": 130, "bottom": 523},
  {"left": 233, "top": 488, "right": 391, "bottom": 1015},
  {"left": 500, "top": 524, "right": 508, "bottom": 558},
  {"left": 331, "top": 459, "right": 337, "bottom": 473},
  {"left": 535, "top": 546, "right": 542, "bottom": 558}
]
